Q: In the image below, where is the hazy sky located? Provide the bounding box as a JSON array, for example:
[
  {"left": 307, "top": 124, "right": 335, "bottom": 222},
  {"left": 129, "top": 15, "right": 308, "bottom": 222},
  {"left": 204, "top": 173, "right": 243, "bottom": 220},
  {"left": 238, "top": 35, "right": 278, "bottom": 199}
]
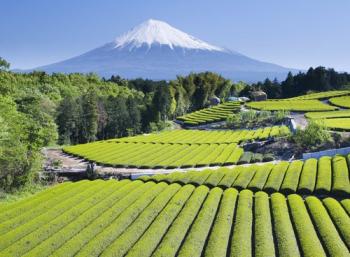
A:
[{"left": 1, "top": 0, "right": 349, "bottom": 71}]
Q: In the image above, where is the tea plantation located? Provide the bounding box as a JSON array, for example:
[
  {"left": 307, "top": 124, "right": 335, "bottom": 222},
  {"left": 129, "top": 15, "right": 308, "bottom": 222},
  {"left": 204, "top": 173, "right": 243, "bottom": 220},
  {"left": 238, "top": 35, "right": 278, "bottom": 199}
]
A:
[{"left": 0, "top": 178, "right": 349, "bottom": 257}]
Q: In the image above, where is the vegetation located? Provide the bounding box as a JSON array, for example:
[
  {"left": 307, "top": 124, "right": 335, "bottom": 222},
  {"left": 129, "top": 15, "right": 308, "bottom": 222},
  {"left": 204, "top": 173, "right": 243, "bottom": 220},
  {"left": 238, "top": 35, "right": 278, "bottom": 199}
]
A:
[
  {"left": 329, "top": 95, "right": 350, "bottom": 108},
  {"left": 248, "top": 67, "right": 350, "bottom": 99},
  {"left": 138, "top": 154, "right": 350, "bottom": 196},
  {"left": 323, "top": 118, "right": 350, "bottom": 131},
  {"left": 305, "top": 110, "right": 350, "bottom": 119},
  {"left": 292, "top": 120, "right": 331, "bottom": 150},
  {"left": 62, "top": 127, "right": 290, "bottom": 168},
  {"left": 1, "top": 180, "right": 349, "bottom": 257},
  {"left": 246, "top": 99, "right": 337, "bottom": 112},
  {"left": 177, "top": 101, "right": 240, "bottom": 126},
  {"left": 226, "top": 109, "right": 290, "bottom": 129}
]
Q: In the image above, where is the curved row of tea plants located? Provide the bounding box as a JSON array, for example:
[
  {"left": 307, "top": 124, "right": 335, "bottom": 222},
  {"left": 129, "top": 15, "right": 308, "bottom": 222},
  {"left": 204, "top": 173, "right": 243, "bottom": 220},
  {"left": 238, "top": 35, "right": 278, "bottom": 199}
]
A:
[
  {"left": 289, "top": 90, "right": 350, "bottom": 100},
  {"left": 322, "top": 118, "right": 350, "bottom": 131},
  {"left": 111, "top": 126, "right": 290, "bottom": 144},
  {"left": 246, "top": 99, "right": 337, "bottom": 112},
  {"left": 63, "top": 127, "right": 290, "bottom": 168},
  {"left": 305, "top": 110, "right": 350, "bottom": 119},
  {"left": 138, "top": 155, "right": 350, "bottom": 196},
  {"left": 63, "top": 141, "right": 244, "bottom": 168},
  {"left": 329, "top": 96, "right": 350, "bottom": 108},
  {"left": 1, "top": 180, "right": 349, "bottom": 257},
  {"left": 177, "top": 101, "right": 241, "bottom": 126}
]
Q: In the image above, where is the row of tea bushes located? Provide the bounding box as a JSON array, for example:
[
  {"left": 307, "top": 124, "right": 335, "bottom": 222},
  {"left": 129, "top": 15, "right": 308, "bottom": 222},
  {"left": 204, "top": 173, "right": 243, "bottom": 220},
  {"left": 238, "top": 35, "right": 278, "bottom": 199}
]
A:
[
  {"left": 138, "top": 155, "right": 350, "bottom": 196},
  {"left": 1, "top": 180, "right": 349, "bottom": 257},
  {"left": 177, "top": 101, "right": 241, "bottom": 126}
]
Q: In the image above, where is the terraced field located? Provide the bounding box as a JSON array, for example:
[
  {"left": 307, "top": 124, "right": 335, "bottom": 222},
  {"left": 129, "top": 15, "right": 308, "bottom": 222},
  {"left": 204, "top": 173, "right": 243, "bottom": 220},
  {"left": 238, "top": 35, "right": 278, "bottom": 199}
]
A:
[
  {"left": 323, "top": 118, "right": 350, "bottom": 131},
  {"left": 289, "top": 90, "right": 350, "bottom": 100},
  {"left": 177, "top": 101, "right": 240, "bottom": 126},
  {"left": 305, "top": 110, "right": 350, "bottom": 119},
  {"left": 63, "top": 127, "right": 290, "bottom": 168},
  {"left": 64, "top": 141, "right": 243, "bottom": 168},
  {"left": 1, "top": 179, "right": 349, "bottom": 257},
  {"left": 112, "top": 126, "right": 290, "bottom": 144},
  {"left": 329, "top": 96, "right": 350, "bottom": 108},
  {"left": 138, "top": 155, "right": 350, "bottom": 196},
  {"left": 246, "top": 99, "right": 337, "bottom": 112}
]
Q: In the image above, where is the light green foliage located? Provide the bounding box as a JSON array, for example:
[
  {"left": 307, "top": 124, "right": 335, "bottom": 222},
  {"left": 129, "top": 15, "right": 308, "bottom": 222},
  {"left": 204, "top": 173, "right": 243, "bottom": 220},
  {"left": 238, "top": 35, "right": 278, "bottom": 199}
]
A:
[
  {"left": 254, "top": 191, "right": 275, "bottom": 257},
  {"left": 153, "top": 186, "right": 209, "bottom": 257},
  {"left": 178, "top": 187, "right": 222, "bottom": 257},
  {"left": 323, "top": 117, "right": 350, "bottom": 131},
  {"left": 323, "top": 197, "right": 350, "bottom": 249},
  {"left": 331, "top": 155, "right": 350, "bottom": 195},
  {"left": 247, "top": 99, "right": 336, "bottom": 112},
  {"left": 271, "top": 193, "right": 300, "bottom": 257},
  {"left": 288, "top": 194, "right": 326, "bottom": 257},
  {"left": 1, "top": 181, "right": 349, "bottom": 256},
  {"left": 230, "top": 190, "right": 253, "bottom": 257},
  {"left": 305, "top": 109, "right": 350, "bottom": 119},
  {"left": 329, "top": 95, "right": 350, "bottom": 108},
  {"left": 306, "top": 196, "right": 350, "bottom": 256},
  {"left": 293, "top": 120, "right": 331, "bottom": 149},
  {"left": 205, "top": 188, "right": 238, "bottom": 257},
  {"left": 178, "top": 101, "right": 241, "bottom": 126}
]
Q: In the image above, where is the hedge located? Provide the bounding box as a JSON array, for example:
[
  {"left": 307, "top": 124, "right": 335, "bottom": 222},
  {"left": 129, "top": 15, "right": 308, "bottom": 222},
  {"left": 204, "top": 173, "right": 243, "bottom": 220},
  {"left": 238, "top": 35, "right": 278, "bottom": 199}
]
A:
[
  {"left": 50, "top": 181, "right": 153, "bottom": 257},
  {"left": 331, "top": 155, "right": 350, "bottom": 195},
  {"left": 305, "top": 196, "right": 349, "bottom": 256},
  {"left": 323, "top": 197, "right": 350, "bottom": 249},
  {"left": 74, "top": 182, "right": 168, "bottom": 257},
  {"left": 254, "top": 191, "right": 275, "bottom": 257},
  {"left": 315, "top": 156, "right": 332, "bottom": 194},
  {"left": 204, "top": 188, "right": 238, "bottom": 257},
  {"left": 0, "top": 180, "right": 117, "bottom": 257},
  {"left": 152, "top": 186, "right": 209, "bottom": 257},
  {"left": 230, "top": 190, "right": 253, "bottom": 257},
  {"left": 287, "top": 194, "right": 326, "bottom": 257},
  {"left": 280, "top": 160, "right": 303, "bottom": 194},
  {"left": 177, "top": 187, "right": 222, "bottom": 257},
  {"left": 107, "top": 184, "right": 192, "bottom": 257},
  {"left": 271, "top": 193, "right": 300, "bottom": 257},
  {"left": 264, "top": 162, "right": 289, "bottom": 193},
  {"left": 298, "top": 158, "right": 318, "bottom": 194}
]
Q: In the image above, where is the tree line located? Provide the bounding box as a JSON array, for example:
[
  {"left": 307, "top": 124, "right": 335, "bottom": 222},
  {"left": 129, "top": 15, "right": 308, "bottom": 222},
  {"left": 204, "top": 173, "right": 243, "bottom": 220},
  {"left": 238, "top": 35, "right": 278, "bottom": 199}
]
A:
[{"left": 246, "top": 66, "right": 350, "bottom": 98}]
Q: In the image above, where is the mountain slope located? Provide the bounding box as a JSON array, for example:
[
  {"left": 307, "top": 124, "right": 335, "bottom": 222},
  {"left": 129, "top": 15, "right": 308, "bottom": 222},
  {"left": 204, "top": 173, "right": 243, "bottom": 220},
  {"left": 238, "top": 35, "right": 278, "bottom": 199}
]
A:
[{"left": 34, "top": 19, "right": 297, "bottom": 82}]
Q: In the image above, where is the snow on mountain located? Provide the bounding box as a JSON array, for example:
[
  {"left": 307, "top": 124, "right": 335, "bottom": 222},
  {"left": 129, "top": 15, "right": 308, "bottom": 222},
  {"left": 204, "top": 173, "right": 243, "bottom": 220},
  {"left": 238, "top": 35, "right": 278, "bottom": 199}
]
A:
[
  {"left": 114, "top": 19, "right": 224, "bottom": 52},
  {"left": 32, "top": 19, "right": 297, "bottom": 82}
]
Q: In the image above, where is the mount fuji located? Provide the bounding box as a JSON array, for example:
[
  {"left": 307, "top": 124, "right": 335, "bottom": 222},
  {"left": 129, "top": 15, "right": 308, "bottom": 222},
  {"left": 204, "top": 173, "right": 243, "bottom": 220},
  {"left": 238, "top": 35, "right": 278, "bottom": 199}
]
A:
[{"left": 33, "top": 19, "right": 297, "bottom": 82}]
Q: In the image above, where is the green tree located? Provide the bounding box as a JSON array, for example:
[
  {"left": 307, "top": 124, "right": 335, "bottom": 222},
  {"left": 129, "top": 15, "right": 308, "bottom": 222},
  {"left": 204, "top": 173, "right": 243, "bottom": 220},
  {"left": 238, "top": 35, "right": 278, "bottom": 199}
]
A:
[{"left": 0, "top": 57, "right": 10, "bottom": 70}]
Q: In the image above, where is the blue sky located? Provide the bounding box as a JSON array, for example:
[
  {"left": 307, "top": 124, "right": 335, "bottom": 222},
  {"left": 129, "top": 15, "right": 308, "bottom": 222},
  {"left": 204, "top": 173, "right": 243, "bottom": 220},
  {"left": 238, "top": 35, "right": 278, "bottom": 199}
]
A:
[{"left": 1, "top": 0, "right": 349, "bottom": 72}]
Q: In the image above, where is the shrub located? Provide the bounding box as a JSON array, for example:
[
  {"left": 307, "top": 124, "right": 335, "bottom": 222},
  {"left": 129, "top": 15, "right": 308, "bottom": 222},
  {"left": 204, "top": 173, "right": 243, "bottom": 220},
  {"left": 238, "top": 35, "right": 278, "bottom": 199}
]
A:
[
  {"left": 288, "top": 194, "right": 326, "bottom": 257},
  {"left": 254, "top": 191, "right": 275, "bottom": 257},
  {"left": 270, "top": 193, "right": 300, "bottom": 256},
  {"left": 292, "top": 120, "right": 331, "bottom": 149},
  {"left": 237, "top": 152, "right": 253, "bottom": 164},
  {"left": 153, "top": 186, "right": 209, "bottom": 257},
  {"left": 177, "top": 187, "right": 222, "bottom": 257},
  {"left": 204, "top": 188, "right": 238, "bottom": 257},
  {"left": 305, "top": 196, "right": 349, "bottom": 256},
  {"left": 230, "top": 190, "right": 253, "bottom": 257}
]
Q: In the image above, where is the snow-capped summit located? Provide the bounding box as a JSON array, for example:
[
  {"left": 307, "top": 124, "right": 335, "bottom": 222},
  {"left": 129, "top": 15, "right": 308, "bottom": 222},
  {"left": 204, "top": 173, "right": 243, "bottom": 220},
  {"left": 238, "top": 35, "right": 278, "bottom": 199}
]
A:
[
  {"left": 114, "top": 19, "right": 224, "bottom": 51},
  {"left": 33, "top": 19, "right": 297, "bottom": 82}
]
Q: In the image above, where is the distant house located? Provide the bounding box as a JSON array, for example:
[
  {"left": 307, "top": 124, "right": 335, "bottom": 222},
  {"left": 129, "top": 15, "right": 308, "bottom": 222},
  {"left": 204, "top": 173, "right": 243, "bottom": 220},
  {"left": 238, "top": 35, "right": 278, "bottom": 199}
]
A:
[
  {"left": 251, "top": 91, "right": 267, "bottom": 101},
  {"left": 209, "top": 96, "right": 221, "bottom": 105}
]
